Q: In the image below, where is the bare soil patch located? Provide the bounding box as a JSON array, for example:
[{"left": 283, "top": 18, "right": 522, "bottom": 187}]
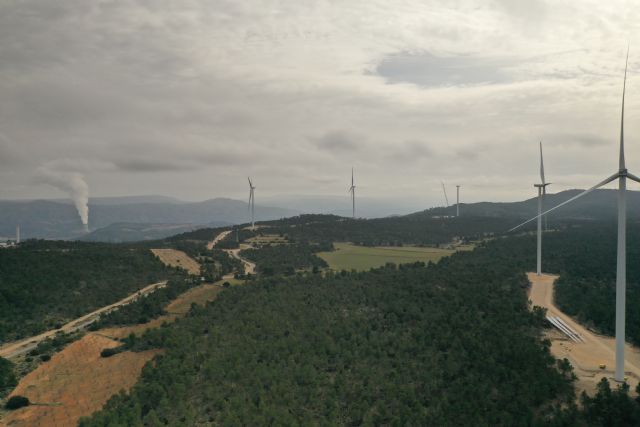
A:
[
  {"left": 0, "top": 334, "right": 159, "bottom": 427},
  {"left": 151, "top": 248, "right": 200, "bottom": 275}
]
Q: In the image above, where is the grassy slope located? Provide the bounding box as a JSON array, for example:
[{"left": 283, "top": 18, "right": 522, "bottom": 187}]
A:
[{"left": 318, "top": 242, "right": 455, "bottom": 271}]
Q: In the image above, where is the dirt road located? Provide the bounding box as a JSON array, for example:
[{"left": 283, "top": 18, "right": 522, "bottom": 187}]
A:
[
  {"left": 226, "top": 244, "right": 256, "bottom": 276},
  {"left": 206, "top": 230, "right": 232, "bottom": 250},
  {"left": 0, "top": 281, "right": 167, "bottom": 359},
  {"left": 529, "top": 273, "right": 640, "bottom": 394}
]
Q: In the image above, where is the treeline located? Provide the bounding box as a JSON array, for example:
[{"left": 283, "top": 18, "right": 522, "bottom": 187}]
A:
[
  {"left": 262, "top": 214, "right": 520, "bottom": 246},
  {"left": 239, "top": 242, "right": 330, "bottom": 276},
  {"left": 0, "top": 240, "right": 172, "bottom": 342},
  {"left": 91, "top": 274, "right": 193, "bottom": 328},
  {"left": 80, "top": 236, "right": 577, "bottom": 426}
]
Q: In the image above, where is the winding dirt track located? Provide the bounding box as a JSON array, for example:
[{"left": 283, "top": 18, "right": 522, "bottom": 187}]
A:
[
  {"left": 528, "top": 273, "right": 640, "bottom": 395},
  {"left": 0, "top": 281, "right": 167, "bottom": 359},
  {"left": 206, "top": 230, "right": 232, "bottom": 250},
  {"left": 207, "top": 230, "right": 256, "bottom": 276}
]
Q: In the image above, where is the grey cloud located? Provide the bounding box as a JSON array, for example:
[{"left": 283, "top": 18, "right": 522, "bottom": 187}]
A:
[
  {"left": 376, "top": 52, "right": 514, "bottom": 87},
  {"left": 390, "top": 140, "right": 434, "bottom": 162},
  {"left": 313, "top": 130, "right": 362, "bottom": 152}
]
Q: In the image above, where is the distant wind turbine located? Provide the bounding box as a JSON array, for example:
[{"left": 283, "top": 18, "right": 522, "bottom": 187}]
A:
[
  {"left": 441, "top": 181, "right": 449, "bottom": 208},
  {"left": 348, "top": 168, "right": 356, "bottom": 218},
  {"left": 456, "top": 185, "right": 461, "bottom": 217},
  {"left": 248, "top": 177, "right": 256, "bottom": 230},
  {"left": 534, "top": 142, "right": 551, "bottom": 276},
  {"left": 510, "top": 50, "right": 635, "bottom": 382}
]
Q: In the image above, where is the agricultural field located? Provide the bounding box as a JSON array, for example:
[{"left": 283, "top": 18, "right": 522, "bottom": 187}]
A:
[
  {"left": 318, "top": 242, "right": 455, "bottom": 271},
  {"left": 0, "top": 334, "right": 159, "bottom": 427},
  {"left": 245, "top": 234, "right": 289, "bottom": 246},
  {"left": 150, "top": 248, "right": 201, "bottom": 275}
]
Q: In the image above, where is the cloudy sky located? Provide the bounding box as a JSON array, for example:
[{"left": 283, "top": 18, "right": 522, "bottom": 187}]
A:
[{"left": 1, "top": 0, "right": 640, "bottom": 209}]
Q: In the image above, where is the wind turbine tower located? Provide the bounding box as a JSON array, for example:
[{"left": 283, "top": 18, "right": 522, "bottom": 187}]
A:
[
  {"left": 248, "top": 177, "right": 256, "bottom": 230},
  {"left": 534, "top": 142, "right": 551, "bottom": 276},
  {"left": 15, "top": 225, "right": 20, "bottom": 244},
  {"left": 511, "top": 50, "right": 636, "bottom": 382},
  {"left": 348, "top": 168, "right": 356, "bottom": 218},
  {"left": 456, "top": 185, "right": 461, "bottom": 217}
]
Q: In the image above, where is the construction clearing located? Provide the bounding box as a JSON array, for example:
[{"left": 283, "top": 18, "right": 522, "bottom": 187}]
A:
[{"left": 528, "top": 273, "right": 640, "bottom": 396}]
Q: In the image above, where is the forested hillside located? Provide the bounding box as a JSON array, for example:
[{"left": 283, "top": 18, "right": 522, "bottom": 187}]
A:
[
  {"left": 80, "top": 236, "right": 576, "bottom": 426},
  {"left": 240, "top": 242, "right": 330, "bottom": 275},
  {"left": 0, "top": 241, "right": 173, "bottom": 342}
]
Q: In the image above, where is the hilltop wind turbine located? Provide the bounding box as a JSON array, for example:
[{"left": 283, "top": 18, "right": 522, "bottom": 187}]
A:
[
  {"left": 441, "top": 181, "right": 450, "bottom": 208},
  {"left": 510, "top": 51, "right": 637, "bottom": 382},
  {"left": 456, "top": 185, "right": 461, "bottom": 217},
  {"left": 348, "top": 168, "right": 356, "bottom": 218},
  {"left": 534, "top": 142, "right": 551, "bottom": 276},
  {"left": 248, "top": 177, "right": 256, "bottom": 230}
]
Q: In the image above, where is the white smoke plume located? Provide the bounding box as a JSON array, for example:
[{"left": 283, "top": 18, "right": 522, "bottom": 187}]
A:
[{"left": 35, "top": 167, "right": 89, "bottom": 231}]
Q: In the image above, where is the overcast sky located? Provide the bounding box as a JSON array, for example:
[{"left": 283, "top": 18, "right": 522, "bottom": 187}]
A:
[{"left": 1, "top": 1, "right": 640, "bottom": 208}]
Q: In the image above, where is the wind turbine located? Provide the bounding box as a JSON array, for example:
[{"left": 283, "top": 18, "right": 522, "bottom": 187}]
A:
[
  {"left": 534, "top": 142, "right": 551, "bottom": 276},
  {"left": 348, "top": 168, "right": 356, "bottom": 218},
  {"left": 456, "top": 185, "right": 461, "bottom": 217},
  {"left": 510, "top": 51, "right": 637, "bottom": 382},
  {"left": 441, "top": 181, "right": 450, "bottom": 210},
  {"left": 248, "top": 177, "right": 256, "bottom": 230}
]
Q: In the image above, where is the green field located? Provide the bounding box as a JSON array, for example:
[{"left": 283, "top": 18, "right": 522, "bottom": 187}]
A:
[{"left": 317, "top": 243, "right": 456, "bottom": 271}]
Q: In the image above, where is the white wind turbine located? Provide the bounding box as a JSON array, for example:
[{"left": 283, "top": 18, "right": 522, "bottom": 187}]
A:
[
  {"left": 534, "top": 142, "right": 551, "bottom": 276},
  {"left": 248, "top": 177, "right": 256, "bottom": 230},
  {"left": 456, "top": 185, "right": 461, "bottom": 217},
  {"left": 348, "top": 168, "right": 356, "bottom": 218},
  {"left": 510, "top": 52, "right": 637, "bottom": 382}
]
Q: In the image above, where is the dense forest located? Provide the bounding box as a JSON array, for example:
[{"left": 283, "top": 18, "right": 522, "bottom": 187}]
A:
[
  {"left": 0, "top": 357, "right": 16, "bottom": 399},
  {"left": 0, "top": 240, "right": 172, "bottom": 342},
  {"left": 239, "top": 242, "right": 330, "bottom": 275},
  {"left": 80, "top": 235, "right": 580, "bottom": 426}
]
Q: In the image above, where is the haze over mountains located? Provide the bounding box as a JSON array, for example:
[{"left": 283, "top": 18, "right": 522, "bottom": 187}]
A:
[
  {"left": 1, "top": 189, "right": 639, "bottom": 242},
  {"left": 0, "top": 197, "right": 297, "bottom": 241}
]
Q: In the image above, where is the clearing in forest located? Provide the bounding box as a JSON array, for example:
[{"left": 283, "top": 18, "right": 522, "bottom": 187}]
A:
[
  {"left": 150, "top": 248, "right": 200, "bottom": 275},
  {"left": 528, "top": 273, "right": 640, "bottom": 396},
  {"left": 317, "top": 242, "right": 454, "bottom": 271},
  {"left": 246, "top": 234, "right": 289, "bottom": 245},
  {"left": 0, "top": 334, "right": 159, "bottom": 427},
  {"left": 0, "top": 281, "right": 226, "bottom": 425}
]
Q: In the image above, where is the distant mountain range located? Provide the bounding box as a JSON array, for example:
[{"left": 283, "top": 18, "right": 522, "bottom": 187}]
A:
[
  {"left": 0, "top": 197, "right": 297, "bottom": 240},
  {"left": 2, "top": 189, "right": 637, "bottom": 242}
]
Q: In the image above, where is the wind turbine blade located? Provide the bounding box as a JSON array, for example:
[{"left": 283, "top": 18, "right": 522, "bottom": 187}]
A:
[
  {"left": 441, "top": 181, "right": 449, "bottom": 207},
  {"left": 627, "top": 172, "right": 640, "bottom": 184},
  {"left": 539, "top": 141, "right": 545, "bottom": 185},
  {"left": 620, "top": 46, "right": 629, "bottom": 170},
  {"left": 509, "top": 172, "right": 619, "bottom": 232}
]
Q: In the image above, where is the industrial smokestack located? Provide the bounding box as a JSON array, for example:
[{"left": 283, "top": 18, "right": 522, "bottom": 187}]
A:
[
  {"left": 35, "top": 167, "right": 90, "bottom": 231},
  {"left": 16, "top": 225, "right": 20, "bottom": 244}
]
